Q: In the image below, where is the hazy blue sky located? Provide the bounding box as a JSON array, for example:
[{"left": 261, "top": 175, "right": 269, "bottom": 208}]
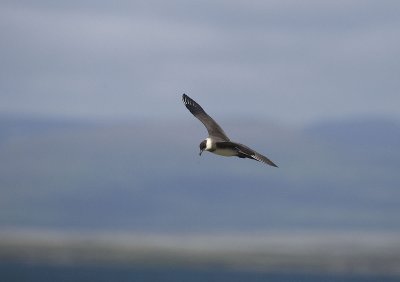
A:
[{"left": 1, "top": 0, "right": 399, "bottom": 125}]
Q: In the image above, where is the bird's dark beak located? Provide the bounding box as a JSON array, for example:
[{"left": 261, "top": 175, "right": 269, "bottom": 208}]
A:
[{"left": 199, "top": 149, "right": 204, "bottom": 156}]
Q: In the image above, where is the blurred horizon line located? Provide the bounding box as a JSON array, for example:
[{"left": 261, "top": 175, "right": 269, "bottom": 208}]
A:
[{"left": 1, "top": 227, "right": 400, "bottom": 276}]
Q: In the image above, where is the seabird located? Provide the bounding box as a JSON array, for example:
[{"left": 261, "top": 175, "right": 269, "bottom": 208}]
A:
[{"left": 182, "top": 94, "right": 278, "bottom": 167}]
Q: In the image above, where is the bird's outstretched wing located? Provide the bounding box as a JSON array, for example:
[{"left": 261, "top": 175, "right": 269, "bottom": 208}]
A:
[
  {"left": 218, "top": 141, "right": 278, "bottom": 167},
  {"left": 182, "top": 94, "right": 230, "bottom": 141},
  {"left": 236, "top": 143, "right": 278, "bottom": 167}
]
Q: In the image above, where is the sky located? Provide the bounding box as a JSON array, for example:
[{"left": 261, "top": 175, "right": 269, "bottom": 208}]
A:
[{"left": 1, "top": 0, "right": 400, "bottom": 125}]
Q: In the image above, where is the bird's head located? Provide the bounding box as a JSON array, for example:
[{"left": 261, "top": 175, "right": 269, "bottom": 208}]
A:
[{"left": 199, "top": 140, "right": 207, "bottom": 156}]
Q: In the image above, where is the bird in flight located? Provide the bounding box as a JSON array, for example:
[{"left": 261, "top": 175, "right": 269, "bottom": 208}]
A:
[{"left": 182, "top": 94, "right": 278, "bottom": 167}]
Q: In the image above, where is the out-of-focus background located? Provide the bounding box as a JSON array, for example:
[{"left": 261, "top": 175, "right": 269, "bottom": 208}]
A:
[{"left": 1, "top": 0, "right": 400, "bottom": 280}]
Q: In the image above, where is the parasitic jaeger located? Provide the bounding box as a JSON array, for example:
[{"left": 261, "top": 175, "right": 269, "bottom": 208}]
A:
[{"left": 182, "top": 94, "right": 278, "bottom": 167}]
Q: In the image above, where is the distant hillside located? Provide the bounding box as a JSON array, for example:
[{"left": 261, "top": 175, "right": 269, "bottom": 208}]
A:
[
  {"left": 306, "top": 117, "right": 400, "bottom": 147},
  {"left": 305, "top": 117, "right": 400, "bottom": 169},
  {"left": 0, "top": 115, "right": 399, "bottom": 232},
  {"left": 0, "top": 115, "right": 91, "bottom": 144}
]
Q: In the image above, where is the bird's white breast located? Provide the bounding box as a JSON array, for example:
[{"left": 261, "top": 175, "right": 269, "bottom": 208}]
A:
[
  {"left": 211, "top": 148, "right": 237, "bottom": 157},
  {"left": 205, "top": 138, "right": 213, "bottom": 150}
]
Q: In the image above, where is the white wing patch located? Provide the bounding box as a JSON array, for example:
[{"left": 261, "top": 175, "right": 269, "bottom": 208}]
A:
[
  {"left": 251, "top": 153, "right": 278, "bottom": 167},
  {"left": 252, "top": 154, "right": 268, "bottom": 164},
  {"left": 252, "top": 154, "right": 263, "bottom": 162},
  {"left": 182, "top": 95, "right": 194, "bottom": 106}
]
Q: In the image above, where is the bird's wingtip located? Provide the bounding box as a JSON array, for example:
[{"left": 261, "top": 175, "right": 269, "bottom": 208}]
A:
[
  {"left": 268, "top": 160, "right": 279, "bottom": 168},
  {"left": 182, "top": 94, "right": 194, "bottom": 106}
]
